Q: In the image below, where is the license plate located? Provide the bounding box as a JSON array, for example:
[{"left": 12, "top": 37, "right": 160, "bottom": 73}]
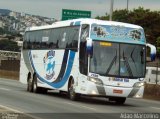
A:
[{"left": 113, "top": 89, "right": 123, "bottom": 94}]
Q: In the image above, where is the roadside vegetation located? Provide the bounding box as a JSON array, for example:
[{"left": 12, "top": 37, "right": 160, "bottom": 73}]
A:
[
  {"left": 144, "top": 83, "right": 160, "bottom": 100},
  {"left": 0, "top": 39, "right": 20, "bottom": 52},
  {"left": 96, "top": 7, "right": 160, "bottom": 54}
]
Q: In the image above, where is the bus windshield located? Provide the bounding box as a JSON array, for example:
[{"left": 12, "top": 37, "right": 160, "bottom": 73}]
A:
[{"left": 90, "top": 41, "right": 146, "bottom": 78}]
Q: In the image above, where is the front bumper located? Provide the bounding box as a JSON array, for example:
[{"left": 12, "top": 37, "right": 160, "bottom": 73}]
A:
[{"left": 82, "top": 82, "right": 144, "bottom": 98}]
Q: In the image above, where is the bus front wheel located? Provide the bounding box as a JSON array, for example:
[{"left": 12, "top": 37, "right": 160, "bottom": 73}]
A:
[
  {"left": 115, "top": 97, "right": 126, "bottom": 104},
  {"left": 33, "top": 75, "right": 39, "bottom": 93},
  {"left": 68, "top": 79, "right": 79, "bottom": 101},
  {"left": 33, "top": 75, "right": 48, "bottom": 94},
  {"left": 109, "top": 97, "right": 126, "bottom": 105}
]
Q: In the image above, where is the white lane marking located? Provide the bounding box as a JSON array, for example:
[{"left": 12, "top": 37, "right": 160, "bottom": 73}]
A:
[
  {"left": 151, "top": 107, "right": 160, "bottom": 110},
  {"left": 0, "top": 104, "right": 21, "bottom": 113},
  {"left": 0, "top": 80, "right": 25, "bottom": 88},
  {"left": 65, "top": 102, "right": 97, "bottom": 111},
  {"left": 80, "top": 105, "right": 97, "bottom": 111},
  {"left": 0, "top": 104, "right": 42, "bottom": 119},
  {"left": 0, "top": 87, "right": 10, "bottom": 91}
]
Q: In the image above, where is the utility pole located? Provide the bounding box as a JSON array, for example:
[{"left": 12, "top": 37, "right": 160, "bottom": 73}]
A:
[
  {"left": 156, "top": 62, "right": 158, "bottom": 84},
  {"left": 156, "top": 39, "right": 159, "bottom": 84},
  {"left": 109, "top": 0, "right": 114, "bottom": 21},
  {"left": 127, "top": 0, "right": 129, "bottom": 11}
]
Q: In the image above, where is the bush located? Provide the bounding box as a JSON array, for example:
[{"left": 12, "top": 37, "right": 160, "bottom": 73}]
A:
[{"left": 0, "top": 39, "right": 20, "bottom": 52}]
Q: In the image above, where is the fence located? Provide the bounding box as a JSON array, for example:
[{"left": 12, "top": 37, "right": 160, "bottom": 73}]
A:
[{"left": 0, "top": 60, "right": 20, "bottom": 80}]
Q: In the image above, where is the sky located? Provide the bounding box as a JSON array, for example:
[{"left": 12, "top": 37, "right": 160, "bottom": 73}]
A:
[{"left": 0, "top": 0, "right": 160, "bottom": 20}]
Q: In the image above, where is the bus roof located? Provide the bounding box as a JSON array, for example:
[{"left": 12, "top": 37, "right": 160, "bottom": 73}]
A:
[{"left": 25, "top": 18, "right": 143, "bottom": 32}]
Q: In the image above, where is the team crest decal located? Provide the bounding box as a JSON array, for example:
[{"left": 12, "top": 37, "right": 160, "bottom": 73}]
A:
[
  {"left": 92, "top": 25, "right": 109, "bottom": 38},
  {"left": 128, "top": 29, "right": 142, "bottom": 41},
  {"left": 43, "top": 50, "right": 55, "bottom": 80}
]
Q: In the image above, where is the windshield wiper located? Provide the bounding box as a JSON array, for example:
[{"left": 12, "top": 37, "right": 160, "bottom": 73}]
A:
[
  {"left": 106, "top": 50, "right": 117, "bottom": 75},
  {"left": 130, "top": 47, "right": 138, "bottom": 74},
  {"left": 140, "top": 50, "right": 144, "bottom": 64},
  {"left": 122, "top": 51, "right": 133, "bottom": 77}
]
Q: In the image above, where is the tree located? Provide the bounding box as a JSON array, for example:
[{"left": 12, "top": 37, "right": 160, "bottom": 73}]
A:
[
  {"left": 95, "top": 13, "right": 109, "bottom": 20},
  {"left": 0, "top": 28, "right": 5, "bottom": 35},
  {"left": 128, "top": 7, "right": 160, "bottom": 45},
  {"left": 0, "top": 39, "right": 20, "bottom": 52},
  {"left": 95, "top": 7, "right": 160, "bottom": 46},
  {"left": 112, "top": 9, "right": 128, "bottom": 22},
  {"left": 157, "top": 37, "right": 160, "bottom": 54}
]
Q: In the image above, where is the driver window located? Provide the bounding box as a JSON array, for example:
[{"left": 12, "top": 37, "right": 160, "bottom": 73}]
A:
[{"left": 79, "top": 24, "right": 89, "bottom": 75}]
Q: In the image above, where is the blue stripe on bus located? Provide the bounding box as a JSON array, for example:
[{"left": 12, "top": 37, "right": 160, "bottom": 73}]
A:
[
  {"left": 29, "top": 50, "right": 75, "bottom": 88},
  {"left": 53, "top": 50, "right": 69, "bottom": 83}
]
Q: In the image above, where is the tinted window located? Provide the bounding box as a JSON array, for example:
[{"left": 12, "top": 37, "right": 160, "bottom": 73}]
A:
[
  {"left": 90, "top": 41, "right": 146, "bottom": 78},
  {"left": 23, "top": 26, "right": 80, "bottom": 50},
  {"left": 79, "top": 24, "right": 89, "bottom": 75}
]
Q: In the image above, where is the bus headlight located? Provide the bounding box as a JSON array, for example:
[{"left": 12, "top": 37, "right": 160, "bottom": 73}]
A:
[
  {"left": 88, "top": 77, "right": 103, "bottom": 85},
  {"left": 133, "top": 82, "right": 144, "bottom": 87}
]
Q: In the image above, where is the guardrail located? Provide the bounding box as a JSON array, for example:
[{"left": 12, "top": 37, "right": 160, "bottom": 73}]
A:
[{"left": 0, "top": 50, "right": 21, "bottom": 59}]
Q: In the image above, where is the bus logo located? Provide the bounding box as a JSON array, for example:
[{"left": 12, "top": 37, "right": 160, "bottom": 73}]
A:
[
  {"left": 129, "top": 29, "right": 142, "bottom": 41},
  {"left": 43, "top": 50, "right": 55, "bottom": 80}
]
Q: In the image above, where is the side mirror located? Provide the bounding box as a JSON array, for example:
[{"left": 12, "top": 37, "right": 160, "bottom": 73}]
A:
[
  {"left": 146, "top": 43, "right": 156, "bottom": 62},
  {"left": 86, "top": 37, "right": 93, "bottom": 56}
]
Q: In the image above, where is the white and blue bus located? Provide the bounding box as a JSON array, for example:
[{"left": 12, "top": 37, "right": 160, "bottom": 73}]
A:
[{"left": 20, "top": 18, "right": 156, "bottom": 104}]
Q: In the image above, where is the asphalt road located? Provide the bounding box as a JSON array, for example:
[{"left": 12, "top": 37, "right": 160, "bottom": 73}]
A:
[{"left": 0, "top": 78, "right": 160, "bottom": 119}]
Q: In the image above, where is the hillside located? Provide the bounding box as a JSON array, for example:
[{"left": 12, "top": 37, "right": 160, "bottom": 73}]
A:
[
  {"left": 0, "top": 9, "right": 11, "bottom": 15},
  {"left": 0, "top": 9, "right": 56, "bottom": 35}
]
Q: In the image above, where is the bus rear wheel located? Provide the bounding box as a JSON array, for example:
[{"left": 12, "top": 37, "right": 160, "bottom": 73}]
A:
[
  {"left": 33, "top": 75, "right": 39, "bottom": 93},
  {"left": 33, "top": 75, "right": 48, "bottom": 94},
  {"left": 27, "top": 75, "right": 33, "bottom": 92}
]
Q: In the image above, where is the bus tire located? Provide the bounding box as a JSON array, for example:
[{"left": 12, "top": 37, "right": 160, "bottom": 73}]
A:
[
  {"left": 33, "top": 75, "right": 38, "bottom": 93},
  {"left": 41, "top": 88, "right": 48, "bottom": 94},
  {"left": 68, "top": 78, "right": 79, "bottom": 101},
  {"left": 33, "top": 75, "right": 43, "bottom": 93},
  {"left": 109, "top": 97, "right": 126, "bottom": 105},
  {"left": 27, "top": 79, "right": 29, "bottom": 91},
  {"left": 59, "top": 91, "right": 66, "bottom": 96},
  {"left": 115, "top": 97, "right": 126, "bottom": 105},
  {"left": 33, "top": 75, "right": 48, "bottom": 94},
  {"left": 27, "top": 74, "right": 33, "bottom": 92}
]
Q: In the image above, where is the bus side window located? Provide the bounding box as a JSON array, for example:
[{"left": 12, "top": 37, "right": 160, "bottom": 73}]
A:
[
  {"left": 49, "top": 28, "right": 58, "bottom": 49},
  {"left": 79, "top": 24, "right": 89, "bottom": 75},
  {"left": 23, "top": 32, "right": 30, "bottom": 49},
  {"left": 65, "top": 26, "right": 79, "bottom": 51},
  {"left": 70, "top": 26, "right": 79, "bottom": 51},
  {"left": 23, "top": 33, "right": 28, "bottom": 49},
  {"left": 35, "top": 30, "right": 42, "bottom": 49},
  {"left": 58, "top": 27, "right": 67, "bottom": 49}
]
